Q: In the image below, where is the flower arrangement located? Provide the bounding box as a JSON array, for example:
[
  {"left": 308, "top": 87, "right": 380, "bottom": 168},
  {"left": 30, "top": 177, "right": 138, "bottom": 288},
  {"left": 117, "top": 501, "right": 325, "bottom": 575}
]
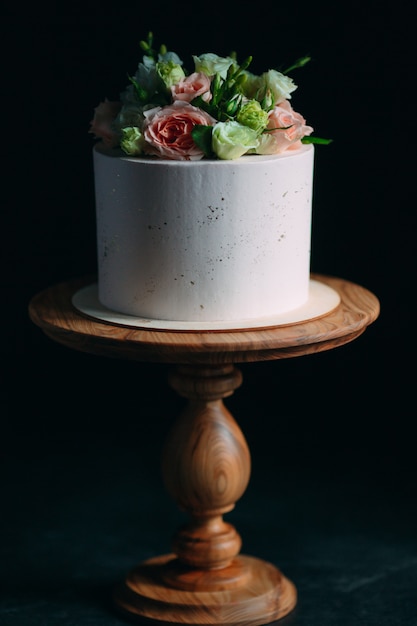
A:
[{"left": 89, "top": 32, "right": 330, "bottom": 161}]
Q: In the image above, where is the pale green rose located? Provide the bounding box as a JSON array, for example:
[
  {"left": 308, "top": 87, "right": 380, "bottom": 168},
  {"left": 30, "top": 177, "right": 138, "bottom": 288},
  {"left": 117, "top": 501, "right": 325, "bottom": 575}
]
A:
[
  {"left": 260, "top": 69, "right": 297, "bottom": 104},
  {"left": 236, "top": 100, "right": 269, "bottom": 134},
  {"left": 193, "top": 53, "right": 236, "bottom": 79},
  {"left": 212, "top": 121, "right": 259, "bottom": 160},
  {"left": 120, "top": 126, "right": 145, "bottom": 156},
  {"left": 156, "top": 60, "right": 186, "bottom": 89}
]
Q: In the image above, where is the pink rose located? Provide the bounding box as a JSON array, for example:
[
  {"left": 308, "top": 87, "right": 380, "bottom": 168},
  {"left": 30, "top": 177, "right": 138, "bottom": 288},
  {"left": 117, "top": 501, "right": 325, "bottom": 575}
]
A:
[
  {"left": 265, "top": 100, "right": 313, "bottom": 153},
  {"left": 89, "top": 99, "right": 122, "bottom": 148},
  {"left": 143, "top": 101, "right": 217, "bottom": 160},
  {"left": 171, "top": 72, "right": 212, "bottom": 103}
]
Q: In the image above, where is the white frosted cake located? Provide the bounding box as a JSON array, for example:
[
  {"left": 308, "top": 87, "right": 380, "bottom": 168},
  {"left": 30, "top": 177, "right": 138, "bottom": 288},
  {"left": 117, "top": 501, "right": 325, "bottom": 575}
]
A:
[
  {"left": 89, "top": 34, "right": 329, "bottom": 324},
  {"left": 94, "top": 143, "right": 314, "bottom": 321}
]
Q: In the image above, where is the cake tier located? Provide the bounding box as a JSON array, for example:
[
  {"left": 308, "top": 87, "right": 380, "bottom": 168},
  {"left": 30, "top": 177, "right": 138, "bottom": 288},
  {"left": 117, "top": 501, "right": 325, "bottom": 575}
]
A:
[{"left": 93, "top": 143, "right": 314, "bottom": 322}]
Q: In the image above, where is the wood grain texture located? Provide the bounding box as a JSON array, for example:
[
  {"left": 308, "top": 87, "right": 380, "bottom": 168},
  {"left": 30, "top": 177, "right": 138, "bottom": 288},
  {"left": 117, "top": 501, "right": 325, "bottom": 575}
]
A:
[
  {"left": 28, "top": 274, "right": 380, "bottom": 365},
  {"left": 162, "top": 365, "right": 250, "bottom": 572},
  {"left": 114, "top": 553, "right": 297, "bottom": 625}
]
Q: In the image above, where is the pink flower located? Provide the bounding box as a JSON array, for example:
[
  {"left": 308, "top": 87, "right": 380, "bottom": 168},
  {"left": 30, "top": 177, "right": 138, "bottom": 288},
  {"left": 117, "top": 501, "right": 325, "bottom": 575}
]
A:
[
  {"left": 89, "top": 99, "right": 122, "bottom": 148},
  {"left": 171, "top": 72, "right": 212, "bottom": 103},
  {"left": 264, "top": 100, "right": 313, "bottom": 153},
  {"left": 143, "top": 101, "right": 217, "bottom": 161}
]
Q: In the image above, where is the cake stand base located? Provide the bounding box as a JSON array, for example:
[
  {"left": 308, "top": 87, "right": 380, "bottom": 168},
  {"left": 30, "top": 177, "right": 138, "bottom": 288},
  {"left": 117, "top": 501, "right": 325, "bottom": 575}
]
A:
[{"left": 113, "top": 553, "right": 297, "bottom": 625}]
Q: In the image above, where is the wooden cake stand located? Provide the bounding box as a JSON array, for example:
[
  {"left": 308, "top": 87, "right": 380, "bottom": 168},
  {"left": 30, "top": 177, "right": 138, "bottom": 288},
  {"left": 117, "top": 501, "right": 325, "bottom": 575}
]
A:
[{"left": 29, "top": 273, "right": 379, "bottom": 625}]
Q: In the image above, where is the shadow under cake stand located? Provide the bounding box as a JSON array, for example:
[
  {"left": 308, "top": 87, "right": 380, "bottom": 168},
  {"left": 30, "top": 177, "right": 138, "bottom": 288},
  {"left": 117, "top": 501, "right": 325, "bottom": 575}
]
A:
[{"left": 29, "top": 273, "right": 380, "bottom": 625}]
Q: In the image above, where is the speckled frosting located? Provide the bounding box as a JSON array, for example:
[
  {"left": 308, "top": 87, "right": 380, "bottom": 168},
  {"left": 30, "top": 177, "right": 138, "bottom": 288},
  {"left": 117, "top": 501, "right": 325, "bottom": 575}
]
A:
[{"left": 93, "top": 143, "right": 314, "bottom": 322}]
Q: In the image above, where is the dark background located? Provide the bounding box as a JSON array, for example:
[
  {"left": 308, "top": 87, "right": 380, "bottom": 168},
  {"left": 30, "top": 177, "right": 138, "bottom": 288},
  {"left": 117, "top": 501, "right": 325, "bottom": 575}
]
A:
[{"left": 2, "top": 2, "right": 416, "bottom": 625}]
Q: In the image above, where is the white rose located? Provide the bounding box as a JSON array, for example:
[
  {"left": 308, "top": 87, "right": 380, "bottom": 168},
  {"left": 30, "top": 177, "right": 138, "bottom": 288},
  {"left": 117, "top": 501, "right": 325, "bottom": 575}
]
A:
[
  {"left": 193, "top": 53, "right": 236, "bottom": 79},
  {"left": 261, "top": 69, "right": 297, "bottom": 104}
]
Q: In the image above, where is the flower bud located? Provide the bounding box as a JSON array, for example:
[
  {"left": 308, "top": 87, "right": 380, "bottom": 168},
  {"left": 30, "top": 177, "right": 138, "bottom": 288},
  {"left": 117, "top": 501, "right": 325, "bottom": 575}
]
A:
[
  {"left": 260, "top": 88, "right": 274, "bottom": 111},
  {"left": 225, "top": 94, "right": 242, "bottom": 117}
]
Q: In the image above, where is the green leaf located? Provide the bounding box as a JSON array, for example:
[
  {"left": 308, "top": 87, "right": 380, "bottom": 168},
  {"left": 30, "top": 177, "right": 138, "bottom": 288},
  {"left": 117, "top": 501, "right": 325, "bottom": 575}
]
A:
[
  {"left": 128, "top": 75, "right": 148, "bottom": 103},
  {"left": 191, "top": 125, "right": 214, "bottom": 157},
  {"left": 263, "top": 125, "right": 294, "bottom": 132},
  {"left": 190, "top": 95, "right": 216, "bottom": 119},
  {"left": 301, "top": 136, "right": 333, "bottom": 145}
]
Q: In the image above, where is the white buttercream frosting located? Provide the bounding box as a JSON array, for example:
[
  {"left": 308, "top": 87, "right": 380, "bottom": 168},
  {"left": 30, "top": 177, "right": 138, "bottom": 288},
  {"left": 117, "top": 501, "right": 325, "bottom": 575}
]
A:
[{"left": 93, "top": 143, "right": 314, "bottom": 321}]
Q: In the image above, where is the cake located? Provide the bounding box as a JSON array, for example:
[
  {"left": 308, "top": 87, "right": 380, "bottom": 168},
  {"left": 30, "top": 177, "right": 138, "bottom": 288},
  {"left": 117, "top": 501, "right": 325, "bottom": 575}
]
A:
[{"left": 89, "top": 33, "right": 330, "bottom": 324}]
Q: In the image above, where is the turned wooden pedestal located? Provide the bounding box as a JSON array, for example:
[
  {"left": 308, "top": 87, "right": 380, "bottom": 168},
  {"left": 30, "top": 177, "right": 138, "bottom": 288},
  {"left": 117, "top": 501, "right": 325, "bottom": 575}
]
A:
[{"left": 29, "top": 274, "right": 379, "bottom": 625}]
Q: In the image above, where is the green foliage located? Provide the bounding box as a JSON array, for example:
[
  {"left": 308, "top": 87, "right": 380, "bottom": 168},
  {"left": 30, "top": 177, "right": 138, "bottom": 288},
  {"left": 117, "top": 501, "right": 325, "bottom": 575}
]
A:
[{"left": 191, "top": 125, "right": 215, "bottom": 158}]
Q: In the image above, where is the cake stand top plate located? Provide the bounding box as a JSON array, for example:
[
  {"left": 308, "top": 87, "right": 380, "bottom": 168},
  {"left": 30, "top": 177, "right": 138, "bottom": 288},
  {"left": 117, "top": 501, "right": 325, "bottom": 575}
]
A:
[{"left": 29, "top": 274, "right": 380, "bottom": 365}]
